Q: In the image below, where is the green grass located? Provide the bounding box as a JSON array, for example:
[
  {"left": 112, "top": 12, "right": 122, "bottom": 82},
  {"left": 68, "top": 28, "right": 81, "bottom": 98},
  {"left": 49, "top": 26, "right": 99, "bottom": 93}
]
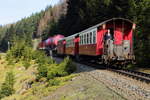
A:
[
  {"left": 0, "top": 55, "right": 77, "bottom": 100},
  {"left": 2, "top": 74, "right": 77, "bottom": 100}
]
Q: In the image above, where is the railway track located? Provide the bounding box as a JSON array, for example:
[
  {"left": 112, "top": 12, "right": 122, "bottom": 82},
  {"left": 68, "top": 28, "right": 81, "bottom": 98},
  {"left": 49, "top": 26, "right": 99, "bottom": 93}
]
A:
[
  {"left": 54, "top": 56, "right": 150, "bottom": 84},
  {"left": 78, "top": 61, "right": 150, "bottom": 84},
  {"left": 108, "top": 69, "right": 150, "bottom": 84},
  {"left": 54, "top": 57, "right": 150, "bottom": 100}
]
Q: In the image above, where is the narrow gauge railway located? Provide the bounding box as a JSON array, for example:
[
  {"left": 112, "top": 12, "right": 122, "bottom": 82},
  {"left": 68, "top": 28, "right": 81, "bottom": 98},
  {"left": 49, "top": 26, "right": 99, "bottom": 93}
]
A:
[
  {"left": 77, "top": 60, "right": 150, "bottom": 84},
  {"left": 54, "top": 56, "right": 150, "bottom": 84},
  {"left": 53, "top": 57, "right": 150, "bottom": 100},
  {"left": 37, "top": 18, "right": 150, "bottom": 83},
  {"left": 109, "top": 69, "right": 150, "bottom": 84}
]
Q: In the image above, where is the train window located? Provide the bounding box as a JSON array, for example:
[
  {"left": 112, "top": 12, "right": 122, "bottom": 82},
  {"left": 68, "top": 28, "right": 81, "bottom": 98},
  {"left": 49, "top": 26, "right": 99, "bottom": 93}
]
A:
[
  {"left": 66, "top": 41, "right": 67, "bottom": 47},
  {"left": 66, "top": 40, "right": 68, "bottom": 47},
  {"left": 85, "top": 33, "right": 88, "bottom": 44},
  {"left": 70, "top": 40, "right": 73, "bottom": 47},
  {"left": 87, "top": 33, "right": 89, "bottom": 44},
  {"left": 84, "top": 34, "right": 86, "bottom": 44},
  {"left": 82, "top": 35, "right": 84, "bottom": 45},
  {"left": 69, "top": 41, "right": 70, "bottom": 46},
  {"left": 80, "top": 36, "right": 81, "bottom": 45},
  {"left": 89, "top": 33, "right": 91, "bottom": 44},
  {"left": 79, "top": 36, "right": 81, "bottom": 45},
  {"left": 69, "top": 40, "right": 71, "bottom": 47},
  {"left": 81, "top": 36, "right": 82, "bottom": 45},
  {"left": 88, "top": 33, "right": 90, "bottom": 44},
  {"left": 81, "top": 35, "right": 82, "bottom": 45},
  {"left": 82, "top": 35, "right": 83, "bottom": 45},
  {"left": 68, "top": 40, "right": 69, "bottom": 47},
  {"left": 90, "top": 32, "right": 92, "bottom": 44},
  {"left": 72, "top": 39, "right": 74, "bottom": 46},
  {"left": 71, "top": 40, "right": 73, "bottom": 47},
  {"left": 93, "top": 31, "right": 96, "bottom": 44},
  {"left": 81, "top": 35, "right": 83, "bottom": 45}
]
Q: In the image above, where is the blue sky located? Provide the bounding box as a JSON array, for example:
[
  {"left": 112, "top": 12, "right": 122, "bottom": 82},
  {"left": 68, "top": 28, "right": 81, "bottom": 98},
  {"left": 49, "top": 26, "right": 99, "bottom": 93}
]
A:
[{"left": 0, "top": 0, "right": 60, "bottom": 25}]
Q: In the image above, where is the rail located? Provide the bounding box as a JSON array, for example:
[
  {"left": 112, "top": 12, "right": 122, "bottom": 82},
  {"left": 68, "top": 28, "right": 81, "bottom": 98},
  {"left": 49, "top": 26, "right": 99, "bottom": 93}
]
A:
[{"left": 78, "top": 61, "right": 150, "bottom": 84}]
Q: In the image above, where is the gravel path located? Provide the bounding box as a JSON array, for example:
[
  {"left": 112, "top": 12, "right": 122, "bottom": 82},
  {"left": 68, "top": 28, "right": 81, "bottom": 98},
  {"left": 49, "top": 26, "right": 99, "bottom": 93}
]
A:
[{"left": 51, "top": 57, "right": 150, "bottom": 100}]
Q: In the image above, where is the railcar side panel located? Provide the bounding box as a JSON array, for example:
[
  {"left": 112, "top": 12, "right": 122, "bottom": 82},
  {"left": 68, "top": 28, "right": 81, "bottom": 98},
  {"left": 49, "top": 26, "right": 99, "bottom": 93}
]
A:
[
  {"left": 65, "top": 47, "right": 74, "bottom": 55},
  {"left": 79, "top": 44, "right": 97, "bottom": 56},
  {"left": 57, "top": 41, "right": 64, "bottom": 55}
]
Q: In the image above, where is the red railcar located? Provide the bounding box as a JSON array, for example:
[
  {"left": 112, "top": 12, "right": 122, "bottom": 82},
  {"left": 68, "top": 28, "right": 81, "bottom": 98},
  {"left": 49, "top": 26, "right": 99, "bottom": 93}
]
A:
[
  {"left": 38, "top": 34, "right": 64, "bottom": 50},
  {"left": 57, "top": 39, "right": 66, "bottom": 55},
  {"left": 38, "top": 41, "right": 46, "bottom": 49},
  {"left": 57, "top": 18, "right": 135, "bottom": 65}
]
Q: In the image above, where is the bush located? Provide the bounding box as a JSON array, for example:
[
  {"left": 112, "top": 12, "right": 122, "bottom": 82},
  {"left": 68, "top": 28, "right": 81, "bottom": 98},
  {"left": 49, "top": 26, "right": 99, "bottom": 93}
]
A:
[
  {"left": 48, "top": 79, "right": 60, "bottom": 86},
  {"left": 58, "top": 57, "right": 76, "bottom": 75},
  {"left": 6, "top": 40, "right": 34, "bottom": 68},
  {"left": 47, "top": 64, "right": 59, "bottom": 80},
  {"left": 23, "top": 60, "right": 31, "bottom": 69},
  {"left": 37, "top": 64, "right": 48, "bottom": 80},
  {"left": 36, "top": 51, "right": 55, "bottom": 80},
  {"left": 0, "top": 71, "right": 15, "bottom": 99},
  {"left": 47, "top": 57, "right": 76, "bottom": 80},
  {"left": 34, "top": 50, "right": 55, "bottom": 65}
]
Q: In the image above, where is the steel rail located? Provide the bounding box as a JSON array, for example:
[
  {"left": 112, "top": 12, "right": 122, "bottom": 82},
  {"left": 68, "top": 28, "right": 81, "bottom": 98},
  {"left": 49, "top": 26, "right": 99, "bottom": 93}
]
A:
[{"left": 78, "top": 61, "right": 150, "bottom": 84}]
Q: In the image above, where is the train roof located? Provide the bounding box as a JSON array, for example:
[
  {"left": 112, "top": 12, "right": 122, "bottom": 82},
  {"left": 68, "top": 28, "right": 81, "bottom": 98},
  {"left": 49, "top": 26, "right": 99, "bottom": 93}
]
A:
[
  {"left": 58, "top": 18, "right": 134, "bottom": 42},
  {"left": 65, "top": 33, "right": 79, "bottom": 40},
  {"left": 78, "top": 18, "right": 134, "bottom": 34}
]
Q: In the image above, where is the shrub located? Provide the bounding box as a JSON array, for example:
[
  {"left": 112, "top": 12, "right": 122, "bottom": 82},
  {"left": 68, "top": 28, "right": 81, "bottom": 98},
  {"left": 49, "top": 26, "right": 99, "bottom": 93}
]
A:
[
  {"left": 0, "top": 71, "right": 15, "bottom": 99},
  {"left": 58, "top": 57, "right": 76, "bottom": 76},
  {"left": 37, "top": 64, "right": 48, "bottom": 80},
  {"left": 34, "top": 50, "right": 55, "bottom": 65},
  {"left": 47, "top": 64, "right": 59, "bottom": 80},
  {"left": 6, "top": 40, "right": 34, "bottom": 68},
  {"left": 36, "top": 51, "right": 55, "bottom": 80},
  {"left": 23, "top": 60, "right": 31, "bottom": 69},
  {"left": 48, "top": 79, "right": 60, "bottom": 86},
  {"left": 47, "top": 57, "right": 76, "bottom": 80}
]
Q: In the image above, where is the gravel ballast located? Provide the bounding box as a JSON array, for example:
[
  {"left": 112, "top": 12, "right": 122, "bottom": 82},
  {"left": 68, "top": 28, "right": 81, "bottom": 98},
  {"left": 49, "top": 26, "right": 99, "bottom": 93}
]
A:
[{"left": 50, "top": 57, "right": 150, "bottom": 100}]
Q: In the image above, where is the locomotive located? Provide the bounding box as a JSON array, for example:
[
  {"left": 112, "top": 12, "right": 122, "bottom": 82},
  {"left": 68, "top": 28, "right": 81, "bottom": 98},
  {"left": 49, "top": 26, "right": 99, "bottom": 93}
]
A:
[{"left": 39, "top": 18, "right": 136, "bottom": 66}]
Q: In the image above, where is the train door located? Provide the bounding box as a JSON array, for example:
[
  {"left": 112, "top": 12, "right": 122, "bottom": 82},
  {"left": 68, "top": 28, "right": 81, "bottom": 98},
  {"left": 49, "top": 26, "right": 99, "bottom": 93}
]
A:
[
  {"left": 63, "top": 40, "right": 66, "bottom": 54},
  {"left": 74, "top": 36, "right": 80, "bottom": 59},
  {"left": 114, "top": 28, "right": 123, "bottom": 45},
  {"left": 113, "top": 24, "right": 124, "bottom": 60}
]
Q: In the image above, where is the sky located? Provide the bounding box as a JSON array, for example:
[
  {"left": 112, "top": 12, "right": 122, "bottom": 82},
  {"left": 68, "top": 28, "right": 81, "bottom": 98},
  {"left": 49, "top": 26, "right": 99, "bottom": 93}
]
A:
[{"left": 0, "top": 0, "right": 60, "bottom": 25}]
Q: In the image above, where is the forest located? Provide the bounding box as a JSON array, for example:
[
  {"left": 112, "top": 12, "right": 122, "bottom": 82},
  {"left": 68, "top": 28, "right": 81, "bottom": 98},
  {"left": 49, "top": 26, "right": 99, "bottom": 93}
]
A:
[{"left": 0, "top": 0, "right": 150, "bottom": 66}]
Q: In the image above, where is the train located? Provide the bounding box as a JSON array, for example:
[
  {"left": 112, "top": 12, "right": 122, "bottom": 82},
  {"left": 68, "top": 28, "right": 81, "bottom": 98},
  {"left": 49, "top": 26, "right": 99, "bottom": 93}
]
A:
[
  {"left": 39, "top": 18, "right": 136, "bottom": 66},
  {"left": 38, "top": 34, "right": 64, "bottom": 50}
]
